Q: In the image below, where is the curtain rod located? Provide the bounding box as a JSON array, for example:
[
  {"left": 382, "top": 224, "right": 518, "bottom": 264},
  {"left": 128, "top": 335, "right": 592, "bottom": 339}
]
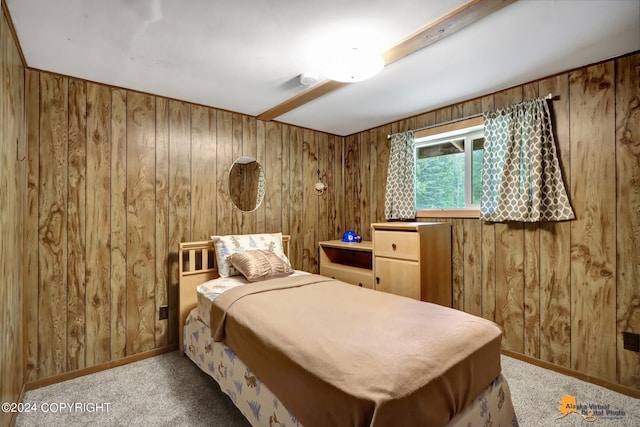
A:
[{"left": 387, "top": 93, "right": 560, "bottom": 139}]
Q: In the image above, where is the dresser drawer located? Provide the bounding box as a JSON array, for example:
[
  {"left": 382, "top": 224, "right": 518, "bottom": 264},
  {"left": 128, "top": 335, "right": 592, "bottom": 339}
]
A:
[
  {"left": 374, "top": 257, "right": 420, "bottom": 299},
  {"left": 320, "top": 264, "right": 374, "bottom": 289},
  {"left": 374, "top": 230, "right": 419, "bottom": 260}
]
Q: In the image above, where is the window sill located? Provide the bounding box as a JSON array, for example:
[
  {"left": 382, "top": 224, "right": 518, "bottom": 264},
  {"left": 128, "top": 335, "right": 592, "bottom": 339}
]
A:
[{"left": 416, "top": 209, "right": 480, "bottom": 219}]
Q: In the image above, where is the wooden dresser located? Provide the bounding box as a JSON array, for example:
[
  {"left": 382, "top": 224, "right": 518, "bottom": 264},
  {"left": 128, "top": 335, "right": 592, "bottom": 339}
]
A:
[
  {"left": 371, "top": 222, "right": 452, "bottom": 307},
  {"left": 318, "top": 222, "right": 452, "bottom": 307}
]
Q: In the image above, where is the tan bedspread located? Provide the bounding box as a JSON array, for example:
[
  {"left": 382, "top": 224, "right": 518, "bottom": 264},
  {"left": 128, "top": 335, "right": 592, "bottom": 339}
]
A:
[{"left": 211, "top": 274, "right": 502, "bottom": 427}]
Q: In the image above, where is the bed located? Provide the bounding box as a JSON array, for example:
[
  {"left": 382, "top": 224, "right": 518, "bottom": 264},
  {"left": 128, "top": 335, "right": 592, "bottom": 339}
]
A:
[{"left": 179, "top": 233, "right": 518, "bottom": 427}]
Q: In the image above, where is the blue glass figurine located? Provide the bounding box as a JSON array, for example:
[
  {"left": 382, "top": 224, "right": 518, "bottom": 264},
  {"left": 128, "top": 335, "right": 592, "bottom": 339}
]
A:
[{"left": 342, "top": 230, "right": 362, "bottom": 243}]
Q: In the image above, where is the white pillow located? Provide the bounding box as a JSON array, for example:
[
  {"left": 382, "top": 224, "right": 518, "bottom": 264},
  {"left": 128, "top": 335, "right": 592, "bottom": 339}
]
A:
[{"left": 211, "top": 233, "right": 290, "bottom": 277}]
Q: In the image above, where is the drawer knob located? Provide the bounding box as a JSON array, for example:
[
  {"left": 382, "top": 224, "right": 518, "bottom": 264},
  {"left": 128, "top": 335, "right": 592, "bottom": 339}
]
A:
[
  {"left": 392, "top": 243, "right": 397, "bottom": 251},
  {"left": 376, "top": 276, "right": 380, "bottom": 284},
  {"left": 358, "top": 283, "right": 363, "bottom": 287}
]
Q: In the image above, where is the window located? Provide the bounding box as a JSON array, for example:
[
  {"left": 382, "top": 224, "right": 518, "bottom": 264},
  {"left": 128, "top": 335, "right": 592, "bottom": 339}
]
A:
[{"left": 414, "top": 120, "right": 484, "bottom": 212}]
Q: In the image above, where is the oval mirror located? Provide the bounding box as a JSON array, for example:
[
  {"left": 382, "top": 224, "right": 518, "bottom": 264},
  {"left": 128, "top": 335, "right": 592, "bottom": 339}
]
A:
[{"left": 228, "top": 156, "right": 265, "bottom": 212}]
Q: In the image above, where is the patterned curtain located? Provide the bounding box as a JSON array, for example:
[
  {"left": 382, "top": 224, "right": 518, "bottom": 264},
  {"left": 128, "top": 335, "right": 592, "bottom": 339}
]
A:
[
  {"left": 480, "top": 98, "right": 574, "bottom": 222},
  {"left": 384, "top": 131, "right": 416, "bottom": 220}
]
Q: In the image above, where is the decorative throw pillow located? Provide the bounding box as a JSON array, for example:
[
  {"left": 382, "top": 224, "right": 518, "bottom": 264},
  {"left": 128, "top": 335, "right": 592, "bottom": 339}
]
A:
[
  {"left": 226, "top": 250, "right": 294, "bottom": 282},
  {"left": 211, "top": 233, "right": 289, "bottom": 277}
]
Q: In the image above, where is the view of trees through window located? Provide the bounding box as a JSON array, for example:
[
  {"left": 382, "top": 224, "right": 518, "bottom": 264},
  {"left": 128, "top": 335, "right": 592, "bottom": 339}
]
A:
[{"left": 415, "top": 132, "right": 484, "bottom": 210}]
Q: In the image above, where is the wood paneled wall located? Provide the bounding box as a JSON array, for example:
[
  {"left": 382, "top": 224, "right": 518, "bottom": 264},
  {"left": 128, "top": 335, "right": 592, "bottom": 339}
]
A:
[
  {"left": 352, "top": 53, "right": 640, "bottom": 390},
  {"left": 23, "top": 71, "right": 346, "bottom": 381},
  {"left": 0, "top": 3, "right": 26, "bottom": 426},
  {"left": 21, "top": 49, "right": 639, "bottom": 392}
]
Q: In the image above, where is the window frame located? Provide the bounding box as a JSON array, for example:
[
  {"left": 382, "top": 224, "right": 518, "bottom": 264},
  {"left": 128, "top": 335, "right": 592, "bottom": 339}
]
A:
[{"left": 413, "top": 117, "right": 484, "bottom": 219}]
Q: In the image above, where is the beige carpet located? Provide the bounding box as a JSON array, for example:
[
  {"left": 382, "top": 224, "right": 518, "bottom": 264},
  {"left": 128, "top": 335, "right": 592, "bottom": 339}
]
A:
[
  {"left": 500, "top": 356, "right": 639, "bottom": 426},
  {"left": 15, "top": 352, "right": 640, "bottom": 426}
]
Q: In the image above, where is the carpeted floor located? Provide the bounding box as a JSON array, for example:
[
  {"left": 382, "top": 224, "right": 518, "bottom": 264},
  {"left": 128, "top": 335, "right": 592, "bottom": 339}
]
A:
[{"left": 15, "top": 352, "right": 640, "bottom": 426}]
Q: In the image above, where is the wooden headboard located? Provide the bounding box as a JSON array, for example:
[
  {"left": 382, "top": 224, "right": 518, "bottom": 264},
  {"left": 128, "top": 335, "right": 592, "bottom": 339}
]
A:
[{"left": 178, "top": 235, "right": 290, "bottom": 352}]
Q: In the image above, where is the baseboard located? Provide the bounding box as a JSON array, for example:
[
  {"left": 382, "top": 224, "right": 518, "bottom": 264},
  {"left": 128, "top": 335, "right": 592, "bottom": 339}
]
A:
[
  {"left": 25, "top": 345, "right": 178, "bottom": 391},
  {"left": 501, "top": 349, "right": 640, "bottom": 399}
]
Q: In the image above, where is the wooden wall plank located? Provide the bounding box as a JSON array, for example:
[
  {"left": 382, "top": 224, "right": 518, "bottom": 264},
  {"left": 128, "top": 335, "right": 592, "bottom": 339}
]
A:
[
  {"left": 168, "top": 100, "right": 191, "bottom": 344},
  {"left": 317, "top": 132, "right": 330, "bottom": 242},
  {"left": 125, "top": 92, "right": 157, "bottom": 355},
  {"left": 493, "top": 87, "right": 525, "bottom": 353},
  {"left": 463, "top": 219, "right": 482, "bottom": 316},
  {"left": 415, "top": 111, "right": 435, "bottom": 132},
  {"left": 66, "top": 79, "right": 87, "bottom": 371},
  {"left": 435, "top": 107, "right": 451, "bottom": 125},
  {"left": 0, "top": 10, "right": 8, "bottom": 413},
  {"left": 462, "top": 98, "right": 482, "bottom": 118},
  {"left": 281, "top": 124, "right": 291, "bottom": 236},
  {"left": 302, "top": 129, "right": 319, "bottom": 273},
  {"left": 110, "top": 88, "right": 127, "bottom": 360},
  {"left": 13, "top": 17, "right": 25, "bottom": 391},
  {"left": 326, "top": 134, "right": 340, "bottom": 239},
  {"left": 264, "top": 121, "right": 282, "bottom": 233},
  {"left": 397, "top": 117, "right": 415, "bottom": 133},
  {"left": 495, "top": 223, "right": 525, "bottom": 352},
  {"left": 85, "top": 82, "right": 111, "bottom": 365},
  {"left": 365, "top": 130, "right": 378, "bottom": 238},
  {"left": 481, "top": 219, "right": 496, "bottom": 322},
  {"left": 154, "top": 97, "right": 169, "bottom": 347},
  {"left": 523, "top": 222, "right": 540, "bottom": 358},
  {"left": 522, "top": 82, "right": 541, "bottom": 359},
  {"left": 615, "top": 54, "right": 640, "bottom": 389},
  {"left": 343, "top": 135, "right": 360, "bottom": 236},
  {"left": 216, "top": 111, "right": 233, "bottom": 236},
  {"left": 1, "top": 9, "right": 26, "bottom": 421},
  {"left": 25, "top": 69, "right": 40, "bottom": 382},
  {"left": 569, "top": 62, "right": 616, "bottom": 382},
  {"left": 243, "top": 115, "right": 257, "bottom": 158},
  {"left": 191, "top": 105, "right": 217, "bottom": 240},
  {"left": 288, "top": 126, "right": 304, "bottom": 270},
  {"left": 231, "top": 113, "right": 243, "bottom": 234},
  {"left": 359, "top": 131, "right": 371, "bottom": 240},
  {"left": 450, "top": 218, "right": 464, "bottom": 311},
  {"left": 332, "top": 133, "right": 345, "bottom": 236},
  {"left": 539, "top": 74, "right": 572, "bottom": 368},
  {"left": 38, "top": 73, "right": 68, "bottom": 377}
]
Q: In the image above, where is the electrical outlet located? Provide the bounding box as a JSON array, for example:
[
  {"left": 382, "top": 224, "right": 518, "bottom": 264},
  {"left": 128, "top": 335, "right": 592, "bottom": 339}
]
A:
[
  {"left": 622, "top": 332, "right": 640, "bottom": 352},
  {"left": 159, "top": 305, "right": 169, "bottom": 320}
]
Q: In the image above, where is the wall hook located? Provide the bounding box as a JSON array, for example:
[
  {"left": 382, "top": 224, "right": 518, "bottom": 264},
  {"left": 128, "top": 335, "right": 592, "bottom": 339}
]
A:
[{"left": 16, "top": 139, "right": 25, "bottom": 162}]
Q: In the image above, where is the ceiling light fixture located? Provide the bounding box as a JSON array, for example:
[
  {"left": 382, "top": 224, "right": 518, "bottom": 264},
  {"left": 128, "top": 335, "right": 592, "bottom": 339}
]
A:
[{"left": 325, "top": 47, "right": 384, "bottom": 83}]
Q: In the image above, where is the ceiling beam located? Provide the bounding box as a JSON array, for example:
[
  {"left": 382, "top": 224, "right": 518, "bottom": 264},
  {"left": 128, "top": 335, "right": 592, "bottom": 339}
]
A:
[
  {"left": 257, "top": 0, "right": 517, "bottom": 122},
  {"left": 257, "top": 80, "right": 346, "bottom": 122},
  {"left": 382, "top": 0, "right": 517, "bottom": 65}
]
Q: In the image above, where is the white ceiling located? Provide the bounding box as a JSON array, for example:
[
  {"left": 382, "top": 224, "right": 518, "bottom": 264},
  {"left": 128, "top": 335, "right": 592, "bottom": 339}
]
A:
[{"left": 6, "top": 0, "right": 640, "bottom": 136}]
